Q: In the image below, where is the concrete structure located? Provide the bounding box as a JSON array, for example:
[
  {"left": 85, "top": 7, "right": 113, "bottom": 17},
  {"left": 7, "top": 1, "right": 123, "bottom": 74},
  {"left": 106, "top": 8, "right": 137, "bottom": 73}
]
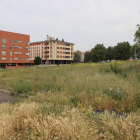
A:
[
  {"left": 0, "top": 30, "right": 31, "bottom": 69},
  {"left": 80, "top": 52, "right": 85, "bottom": 63},
  {"left": 74, "top": 51, "right": 85, "bottom": 63},
  {"left": 30, "top": 35, "right": 74, "bottom": 64}
]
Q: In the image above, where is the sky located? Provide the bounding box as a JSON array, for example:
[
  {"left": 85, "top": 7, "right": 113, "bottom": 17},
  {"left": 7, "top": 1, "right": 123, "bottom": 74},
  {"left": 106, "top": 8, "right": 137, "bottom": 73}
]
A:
[{"left": 0, "top": 0, "right": 140, "bottom": 52}]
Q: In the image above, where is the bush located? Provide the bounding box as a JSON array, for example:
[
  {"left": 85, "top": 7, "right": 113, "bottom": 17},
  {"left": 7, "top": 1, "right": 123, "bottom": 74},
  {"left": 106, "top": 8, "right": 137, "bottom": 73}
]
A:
[
  {"left": 110, "top": 62, "right": 122, "bottom": 74},
  {"left": 14, "top": 83, "right": 32, "bottom": 95},
  {"left": 103, "top": 87, "right": 125, "bottom": 100}
]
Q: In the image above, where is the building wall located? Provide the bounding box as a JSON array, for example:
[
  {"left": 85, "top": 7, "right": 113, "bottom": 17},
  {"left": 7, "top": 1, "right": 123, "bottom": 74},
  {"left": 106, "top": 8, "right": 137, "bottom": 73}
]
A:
[
  {"left": 74, "top": 51, "right": 85, "bottom": 62},
  {"left": 30, "top": 40, "right": 74, "bottom": 64},
  {"left": 0, "top": 30, "right": 30, "bottom": 68}
]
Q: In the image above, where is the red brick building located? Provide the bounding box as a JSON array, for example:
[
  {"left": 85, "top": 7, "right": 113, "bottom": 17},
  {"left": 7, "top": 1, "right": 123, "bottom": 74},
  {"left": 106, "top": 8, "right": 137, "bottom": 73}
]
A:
[{"left": 0, "top": 30, "right": 31, "bottom": 69}]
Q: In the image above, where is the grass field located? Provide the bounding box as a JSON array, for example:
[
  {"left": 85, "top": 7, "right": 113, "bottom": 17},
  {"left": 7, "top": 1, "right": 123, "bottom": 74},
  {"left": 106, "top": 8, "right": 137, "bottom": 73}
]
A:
[{"left": 0, "top": 61, "right": 140, "bottom": 139}]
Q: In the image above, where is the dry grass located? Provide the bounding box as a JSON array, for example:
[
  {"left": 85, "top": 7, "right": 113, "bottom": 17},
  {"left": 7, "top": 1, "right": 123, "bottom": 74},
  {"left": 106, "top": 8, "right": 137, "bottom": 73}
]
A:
[{"left": 0, "top": 61, "right": 140, "bottom": 139}]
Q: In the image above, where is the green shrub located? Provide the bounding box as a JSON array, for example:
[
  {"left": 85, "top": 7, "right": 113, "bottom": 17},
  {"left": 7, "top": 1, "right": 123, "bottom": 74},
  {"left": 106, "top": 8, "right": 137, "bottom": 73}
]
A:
[
  {"left": 103, "top": 87, "right": 125, "bottom": 100},
  {"left": 70, "top": 97, "right": 81, "bottom": 107},
  {"left": 14, "top": 83, "right": 32, "bottom": 95},
  {"left": 38, "top": 104, "right": 64, "bottom": 116},
  {"left": 110, "top": 62, "right": 122, "bottom": 74}
]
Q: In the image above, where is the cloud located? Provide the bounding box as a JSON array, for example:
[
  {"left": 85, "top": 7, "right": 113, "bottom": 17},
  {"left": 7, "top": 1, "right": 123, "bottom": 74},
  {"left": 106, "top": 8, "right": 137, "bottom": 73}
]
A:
[{"left": 0, "top": 0, "right": 140, "bottom": 51}]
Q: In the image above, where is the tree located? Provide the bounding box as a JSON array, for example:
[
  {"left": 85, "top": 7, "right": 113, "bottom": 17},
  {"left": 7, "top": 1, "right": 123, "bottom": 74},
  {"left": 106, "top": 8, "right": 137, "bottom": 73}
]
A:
[
  {"left": 84, "top": 51, "right": 91, "bottom": 62},
  {"left": 134, "top": 24, "right": 140, "bottom": 45},
  {"left": 106, "top": 46, "right": 114, "bottom": 62},
  {"left": 133, "top": 24, "right": 140, "bottom": 59},
  {"left": 74, "top": 50, "right": 81, "bottom": 63},
  {"left": 114, "top": 42, "right": 131, "bottom": 60},
  {"left": 130, "top": 44, "right": 140, "bottom": 59},
  {"left": 90, "top": 44, "right": 106, "bottom": 62},
  {"left": 34, "top": 56, "right": 42, "bottom": 65}
]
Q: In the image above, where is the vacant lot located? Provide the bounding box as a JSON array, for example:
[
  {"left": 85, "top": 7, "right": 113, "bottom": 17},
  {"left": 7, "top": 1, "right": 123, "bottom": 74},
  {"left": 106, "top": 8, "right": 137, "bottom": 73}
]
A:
[{"left": 0, "top": 61, "right": 140, "bottom": 139}]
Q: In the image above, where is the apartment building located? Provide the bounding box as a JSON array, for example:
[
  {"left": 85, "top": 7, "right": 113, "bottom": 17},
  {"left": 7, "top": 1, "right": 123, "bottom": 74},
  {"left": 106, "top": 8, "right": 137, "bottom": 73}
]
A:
[
  {"left": 74, "top": 51, "right": 85, "bottom": 63},
  {"left": 30, "top": 35, "right": 74, "bottom": 64},
  {"left": 0, "top": 30, "right": 30, "bottom": 69},
  {"left": 80, "top": 52, "right": 85, "bottom": 63}
]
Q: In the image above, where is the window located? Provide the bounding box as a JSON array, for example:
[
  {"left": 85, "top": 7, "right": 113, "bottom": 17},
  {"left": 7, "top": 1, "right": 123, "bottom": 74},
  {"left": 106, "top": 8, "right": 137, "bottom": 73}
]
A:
[
  {"left": 60, "top": 51, "right": 62, "bottom": 54},
  {"left": 14, "top": 58, "right": 18, "bottom": 60},
  {"left": 10, "top": 40, "right": 12, "bottom": 44},
  {"left": 2, "top": 51, "right": 6, "bottom": 55},
  {"left": 57, "top": 55, "right": 59, "bottom": 58},
  {"left": 18, "top": 58, "right": 22, "bottom": 60},
  {"left": 10, "top": 46, "right": 12, "bottom": 50},
  {"left": 71, "top": 44, "right": 73, "bottom": 47},
  {"left": 57, "top": 51, "right": 59, "bottom": 54},
  {"left": 26, "top": 53, "right": 30, "bottom": 56},
  {"left": 26, "top": 58, "right": 29, "bottom": 62},
  {"left": 50, "top": 42, "right": 52, "bottom": 45},
  {"left": 50, "top": 51, "right": 52, "bottom": 54},
  {"left": 19, "top": 46, "right": 22, "bottom": 49},
  {"left": 14, "top": 52, "right": 22, "bottom": 54},
  {"left": 57, "top": 47, "right": 59, "bottom": 49},
  {"left": 10, "top": 58, "right": 12, "bottom": 62},
  {"left": 2, "top": 45, "right": 6, "bottom": 49},
  {"left": 14, "top": 46, "right": 18, "bottom": 48},
  {"left": 47, "top": 47, "right": 49, "bottom": 49},
  {"left": 18, "top": 41, "right": 22, "bottom": 43},
  {"left": 50, "top": 47, "right": 52, "bottom": 49},
  {"left": 57, "top": 42, "right": 59, "bottom": 45},
  {"left": 2, "top": 57, "right": 6, "bottom": 61},
  {"left": 71, "top": 56, "right": 73, "bottom": 58},
  {"left": 66, "top": 56, "right": 70, "bottom": 58},
  {"left": 10, "top": 52, "right": 12, "bottom": 56},
  {"left": 66, "top": 48, "right": 70, "bottom": 50},
  {"left": 14, "top": 40, "right": 18, "bottom": 42},
  {"left": 26, "top": 42, "right": 29, "bottom": 45},
  {"left": 66, "top": 52, "right": 70, "bottom": 54},
  {"left": 2, "top": 39, "right": 6, "bottom": 43},
  {"left": 26, "top": 47, "right": 29, "bottom": 51},
  {"left": 66, "top": 44, "right": 70, "bottom": 46},
  {"left": 50, "top": 55, "right": 52, "bottom": 58}
]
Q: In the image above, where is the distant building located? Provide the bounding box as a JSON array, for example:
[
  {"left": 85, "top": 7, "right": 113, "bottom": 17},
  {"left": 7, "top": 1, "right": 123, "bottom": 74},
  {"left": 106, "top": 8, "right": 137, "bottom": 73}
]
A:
[
  {"left": 74, "top": 51, "right": 85, "bottom": 63},
  {"left": 0, "top": 30, "right": 30, "bottom": 69},
  {"left": 30, "top": 35, "right": 74, "bottom": 64}
]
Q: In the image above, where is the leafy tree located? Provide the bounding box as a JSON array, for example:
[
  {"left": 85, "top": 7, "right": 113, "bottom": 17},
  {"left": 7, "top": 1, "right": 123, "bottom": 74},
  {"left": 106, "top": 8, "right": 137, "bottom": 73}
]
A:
[
  {"left": 90, "top": 44, "right": 106, "bottom": 62},
  {"left": 74, "top": 50, "right": 81, "bottom": 63},
  {"left": 130, "top": 44, "right": 140, "bottom": 59},
  {"left": 84, "top": 51, "right": 91, "bottom": 62},
  {"left": 106, "top": 46, "right": 114, "bottom": 62},
  {"left": 114, "top": 42, "right": 131, "bottom": 60},
  {"left": 133, "top": 24, "right": 140, "bottom": 59},
  {"left": 34, "top": 56, "right": 42, "bottom": 65},
  {"left": 134, "top": 24, "right": 140, "bottom": 45}
]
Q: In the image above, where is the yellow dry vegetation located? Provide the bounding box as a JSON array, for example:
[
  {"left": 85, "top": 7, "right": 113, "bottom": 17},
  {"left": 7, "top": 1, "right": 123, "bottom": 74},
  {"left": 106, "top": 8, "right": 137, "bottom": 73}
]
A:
[{"left": 0, "top": 60, "right": 140, "bottom": 139}]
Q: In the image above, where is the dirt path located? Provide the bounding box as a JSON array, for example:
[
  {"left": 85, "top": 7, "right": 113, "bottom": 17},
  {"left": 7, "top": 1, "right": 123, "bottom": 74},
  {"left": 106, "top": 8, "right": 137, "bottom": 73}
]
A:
[{"left": 0, "top": 92, "right": 19, "bottom": 104}]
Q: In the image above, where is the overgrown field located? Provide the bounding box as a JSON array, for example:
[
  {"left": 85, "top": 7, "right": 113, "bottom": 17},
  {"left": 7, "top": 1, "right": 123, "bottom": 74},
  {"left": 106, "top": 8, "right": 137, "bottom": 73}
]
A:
[{"left": 0, "top": 61, "right": 140, "bottom": 139}]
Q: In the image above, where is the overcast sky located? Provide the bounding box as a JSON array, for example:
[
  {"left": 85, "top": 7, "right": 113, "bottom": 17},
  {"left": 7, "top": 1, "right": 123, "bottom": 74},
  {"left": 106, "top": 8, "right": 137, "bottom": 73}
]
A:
[{"left": 0, "top": 0, "right": 140, "bottom": 52}]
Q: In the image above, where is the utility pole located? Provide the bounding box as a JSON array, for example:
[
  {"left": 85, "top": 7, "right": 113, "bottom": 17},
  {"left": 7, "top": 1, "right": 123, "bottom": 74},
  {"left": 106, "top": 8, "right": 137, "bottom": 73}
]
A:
[{"left": 135, "top": 45, "right": 136, "bottom": 60}]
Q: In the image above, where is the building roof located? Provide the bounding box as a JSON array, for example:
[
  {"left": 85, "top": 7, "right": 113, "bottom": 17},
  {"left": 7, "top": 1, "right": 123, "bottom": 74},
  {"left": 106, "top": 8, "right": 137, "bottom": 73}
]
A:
[
  {"left": 74, "top": 51, "right": 85, "bottom": 54},
  {"left": 30, "top": 39, "right": 75, "bottom": 45}
]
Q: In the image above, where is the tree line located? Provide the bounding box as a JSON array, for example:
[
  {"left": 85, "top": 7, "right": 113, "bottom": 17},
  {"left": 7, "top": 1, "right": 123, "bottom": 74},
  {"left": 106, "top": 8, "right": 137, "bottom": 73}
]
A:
[
  {"left": 84, "top": 42, "right": 132, "bottom": 62},
  {"left": 83, "top": 24, "right": 140, "bottom": 62}
]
